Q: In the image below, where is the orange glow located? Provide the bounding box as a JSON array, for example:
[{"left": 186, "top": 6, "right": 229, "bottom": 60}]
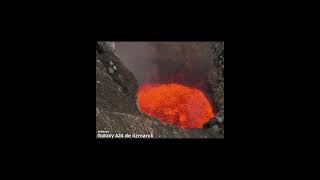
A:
[{"left": 137, "top": 83, "right": 214, "bottom": 128}]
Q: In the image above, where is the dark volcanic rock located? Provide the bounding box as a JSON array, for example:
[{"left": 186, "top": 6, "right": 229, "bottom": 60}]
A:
[
  {"left": 208, "top": 42, "right": 224, "bottom": 113},
  {"left": 96, "top": 42, "right": 138, "bottom": 114},
  {"left": 96, "top": 110, "right": 223, "bottom": 138},
  {"left": 208, "top": 42, "right": 224, "bottom": 133},
  {"left": 96, "top": 41, "right": 224, "bottom": 138}
]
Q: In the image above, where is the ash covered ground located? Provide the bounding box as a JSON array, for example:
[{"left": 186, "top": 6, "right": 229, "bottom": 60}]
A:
[{"left": 96, "top": 42, "right": 224, "bottom": 139}]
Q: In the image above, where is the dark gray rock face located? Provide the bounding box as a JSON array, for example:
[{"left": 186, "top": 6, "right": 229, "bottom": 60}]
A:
[
  {"left": 96, "top": 42, "right": 138, "bottom": 114},
  {"left": 208, "top": 42, "right": 224, "bottom": 133},
  {"left": 96, "top": 42, "right": 224, "bottom": 138},
  {"left": 208, "top": 42, "right": 224, "bottom": 113}
]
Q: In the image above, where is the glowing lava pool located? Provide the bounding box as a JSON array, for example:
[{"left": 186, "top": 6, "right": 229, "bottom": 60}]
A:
[{"left": 137, "top": 83, "right": 215, "bottom": 129}]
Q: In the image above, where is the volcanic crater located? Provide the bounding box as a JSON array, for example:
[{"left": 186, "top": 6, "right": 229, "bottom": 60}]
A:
[{"left": 96, "top": 41, "right": 224, "bottom": 138}]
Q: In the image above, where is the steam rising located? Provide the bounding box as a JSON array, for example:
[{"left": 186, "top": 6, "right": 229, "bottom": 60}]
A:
[{"left": 115, "top": 42, "right": 211, "bottom": 91}]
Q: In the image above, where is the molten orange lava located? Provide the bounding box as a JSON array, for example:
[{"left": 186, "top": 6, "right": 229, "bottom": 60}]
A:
[{"left": 137, "top": 83, "right": 214, "bottom": 128}]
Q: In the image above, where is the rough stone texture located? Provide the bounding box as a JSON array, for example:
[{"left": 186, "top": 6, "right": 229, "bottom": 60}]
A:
[
  {"left": 96, "top": 42, "right": 138, "bottom": 114},
  {"left": 208, "top": 42, "right": 224, "bottom": 132},
  {"left": 96, "top": 41, "right": 224, "bottom": 138},
  {"left": 96, "top": 110, "right": 223, "bottom": 138},
  {"left": 208, "top": 42, "right": 224, "bottom": 112}
]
